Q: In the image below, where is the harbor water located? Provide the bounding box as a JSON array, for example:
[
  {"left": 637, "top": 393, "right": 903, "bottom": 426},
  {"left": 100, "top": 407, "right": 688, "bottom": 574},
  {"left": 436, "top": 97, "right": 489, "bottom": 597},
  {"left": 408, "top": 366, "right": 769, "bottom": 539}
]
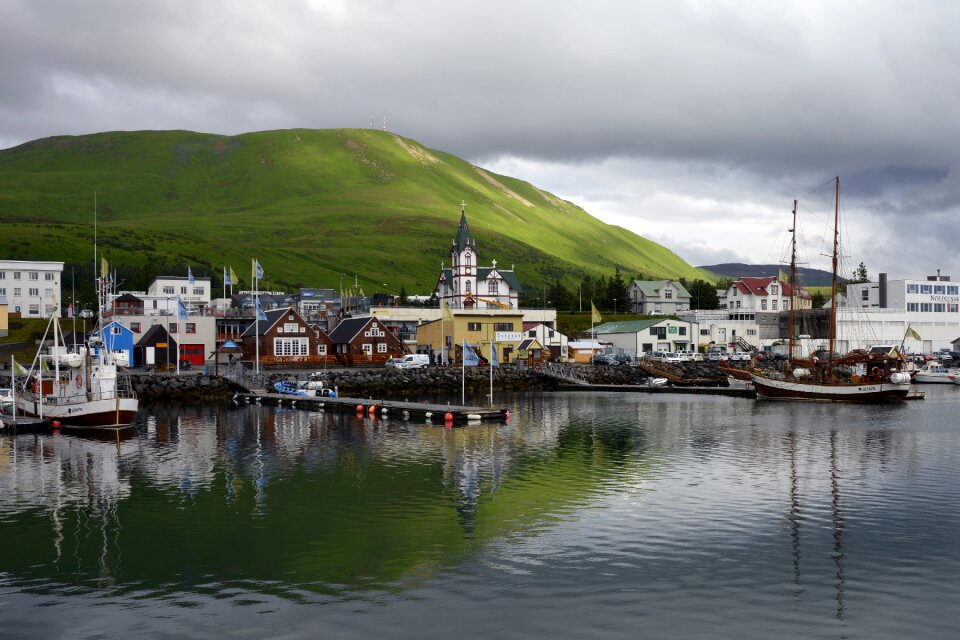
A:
[{"left": 1, "top": 387, "right": 958, "bottom": 639}]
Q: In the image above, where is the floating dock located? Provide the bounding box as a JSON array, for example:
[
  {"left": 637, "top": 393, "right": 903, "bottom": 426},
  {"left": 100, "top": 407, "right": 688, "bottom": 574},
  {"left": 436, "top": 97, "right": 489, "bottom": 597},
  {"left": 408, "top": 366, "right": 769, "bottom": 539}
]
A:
[
  {"left": 234, "top": 392, "right": 509, "bottom": 424},
  {"left": 0, "top": 416, "right": 52, "bottom": 434},
  {"left": 560, "top": 383, "right": 758, "bottom": 398}
]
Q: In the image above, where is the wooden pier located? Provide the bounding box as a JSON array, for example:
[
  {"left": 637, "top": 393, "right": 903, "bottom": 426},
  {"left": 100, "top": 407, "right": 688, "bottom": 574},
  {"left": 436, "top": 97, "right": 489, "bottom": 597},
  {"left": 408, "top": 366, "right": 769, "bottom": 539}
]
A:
[{"left": 234, "top": 392, "right": 510, "bottom": 424}]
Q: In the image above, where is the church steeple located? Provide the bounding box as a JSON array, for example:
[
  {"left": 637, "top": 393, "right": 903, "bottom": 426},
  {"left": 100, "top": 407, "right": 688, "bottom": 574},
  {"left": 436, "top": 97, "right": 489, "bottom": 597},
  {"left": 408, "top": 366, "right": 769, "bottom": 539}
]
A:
[{"left": 454, "top": 201, "right": 475, "bottom": 253}]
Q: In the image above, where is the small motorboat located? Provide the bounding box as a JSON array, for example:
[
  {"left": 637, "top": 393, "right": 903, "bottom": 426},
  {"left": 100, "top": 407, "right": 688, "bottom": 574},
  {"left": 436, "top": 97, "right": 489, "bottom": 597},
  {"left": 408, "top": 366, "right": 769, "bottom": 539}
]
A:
[{"left": 912, "top": 361, "right": 960, "bottom": 384}]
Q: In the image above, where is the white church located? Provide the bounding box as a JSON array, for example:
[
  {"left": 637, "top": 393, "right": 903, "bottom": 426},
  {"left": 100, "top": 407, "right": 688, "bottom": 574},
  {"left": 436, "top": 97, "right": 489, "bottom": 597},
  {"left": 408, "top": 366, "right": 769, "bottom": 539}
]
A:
[{"left": 435, "top": 205, "right": 522, "bottom": 309}]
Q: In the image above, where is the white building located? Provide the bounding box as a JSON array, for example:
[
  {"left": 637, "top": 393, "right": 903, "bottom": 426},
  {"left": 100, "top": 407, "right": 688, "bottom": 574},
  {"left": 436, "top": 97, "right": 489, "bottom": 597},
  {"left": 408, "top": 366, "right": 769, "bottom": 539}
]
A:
[
  {"left": 148, "top": 276, "right": 212, "bottom": 306},
  {"left": 723, "top": 276, "right": 811, "bottom": 312},
  {"left": 628, "top": 280, "right": 691, "bottom": 315},
  {"left": 435, "top": 205, "right": 522, "bottom": 310},
  {"left": 593, "top": 318, "right": 699, "bottom": 355},
  {"left": 0, "top": 260, "right": 64, "bottom": 318},
  {"left": 522, "top": 321, "right": 569, "bottom": 360}
]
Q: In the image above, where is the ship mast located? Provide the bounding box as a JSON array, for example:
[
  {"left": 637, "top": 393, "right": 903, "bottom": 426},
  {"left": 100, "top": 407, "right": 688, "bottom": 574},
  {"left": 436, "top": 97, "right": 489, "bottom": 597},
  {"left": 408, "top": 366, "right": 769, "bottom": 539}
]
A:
[
  {"left": 788, "top": 199, "right": 798, "bottom": 362},
  {"left": 828, "top": 177, "right": 840, "bottom": 370}
]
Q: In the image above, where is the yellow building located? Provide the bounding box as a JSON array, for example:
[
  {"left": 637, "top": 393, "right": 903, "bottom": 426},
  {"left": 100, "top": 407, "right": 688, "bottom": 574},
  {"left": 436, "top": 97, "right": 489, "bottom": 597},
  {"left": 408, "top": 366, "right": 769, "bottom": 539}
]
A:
[
  {"left": 0, "top": 297, "right": 8, "bottom": 337},
  {"left": 416, "top": 310, "right": 526, "bottom": 364}
]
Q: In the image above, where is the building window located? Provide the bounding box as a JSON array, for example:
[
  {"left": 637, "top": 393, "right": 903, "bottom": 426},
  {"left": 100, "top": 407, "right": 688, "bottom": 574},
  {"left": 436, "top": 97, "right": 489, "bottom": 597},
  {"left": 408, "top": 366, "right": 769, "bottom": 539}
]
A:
[
  {"left": 45, "top": 273, "right": 54, "bottom": 281},
  {"left": 29, "top": 272, "right": 38, "bottom": 280},
  {"left": 44, "top": 288, "right": 52, "bottom": 296},
  {"left": 732, "top": 287, "right": 737, "bottom": 296},
  {"left": 28, "top": 288, "right": 38, "bottom": 296},
  {"left": 131, "top": 322, "right": 141, "bottom": 333},
  {"left": 28, "top": 304, "right": 39, "bottom": 314},
  {"left": 736, "top": 300, "right": 741, "bottom": 308},
  {"left": 862, "top": 289, "right": 870, "bottom": 301},
  {"left": 44, "top": 305, "right": 55, "bottom": 315},
  {"left": 906, "top": 284, "right": 918, "bottom": 293},
  {"left": 180, "top": 286, "right": 187, "bottom": 294},
  {"left": 492, "top": 323, "right": 512, "bottom": 331},
  {"left": 13, "top": 272, "right": 21, "bottom": 280},
  {"left": 678, "top": 327, "right": 686, "bottom": 336},
  {"left": 700, "top": 329, "right": 710, "bottom": 336},
  {"left": 920, "top": 284, "right": 932, "bottom": 294},
  {"left": 377, "top": 343, "right": 387, "bottom": 353},
  {"left": 770, "top": 284, "right": 779, "bottom": 295},
  {"left": 193, "top": 287, "right": 204, "bottom": 296},
  {"left": 907, "top": 302, "right": 918, "bottom": 312},
  {"left": 274, "top": 337, "right": 309, "bottom": 356},
  {"left": 169, "top": 323, "right": 178, "bottom": 333},
  {"left": 465, "top": 280, "right": 472, "bottom": 294},
  {"left": 467, "top": 322, "right": 481, "bottom": 331},
  {"left": 935, "top": 304, "right": 946, "bottom": 313},
  {"left": 949, "top": 304, "right": 959, "bottom": 313},
  {"left": 317, "top": 344, "right": 327, "bottom": 356},
  {"left": 921, "top": 303, "right": 932, "bottom": 312},
  {"left": 655, "top": 303, "right": 662, "bottom": 313},
  {"left": 761, "top": 299, "right": 767, "bottom": 310},
  {"left": 111, "top": 326, "right": 123, "bottom": 335},
  {"left": 488, "top": 281, "right": 498, "bottom": 295},
  {"left": 362, "top": 343, "right": 372, "bottom": 355},
  {"left": 772, "top": 300, "right": 778, "bottom": 310},
  {"left": 186, "top": 323, "right": 196, "bottom": 333},
  {"left": 163, "top": 286, "right": 175, "bottom": 294},
  {"left": 13, "top": 288, "right": 21, "bottom": 296},
  {"left": 665, "top": 289, "right": 673, "bottom": 299},
  {"left": 935, "top": 285, "right": 946, "bottom": 294},
  {"left": 0, "top": 272, "right": 4, "bottom": 279},
  {"left": 651, "top": 326, "right": 667, "bottom": 339},
  {"left": 949, "top": 286, "right": 959, "bottom": 296},
  {"left": 0, "top": 288, "right": 4, "bottom": 295}
]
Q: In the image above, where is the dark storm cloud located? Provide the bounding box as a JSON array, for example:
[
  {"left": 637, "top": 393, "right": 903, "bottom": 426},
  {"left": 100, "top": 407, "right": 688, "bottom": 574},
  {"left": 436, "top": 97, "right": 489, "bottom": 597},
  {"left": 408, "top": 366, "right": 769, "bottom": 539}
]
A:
[{"left": 2, "top": 0, "right": 959, "bottom": 275}]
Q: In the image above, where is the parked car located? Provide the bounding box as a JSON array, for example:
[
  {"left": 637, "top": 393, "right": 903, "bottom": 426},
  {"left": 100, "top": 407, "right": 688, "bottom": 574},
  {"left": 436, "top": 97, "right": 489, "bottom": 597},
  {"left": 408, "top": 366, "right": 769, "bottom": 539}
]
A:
[
  {"left": 591, "top": 354, "right": 616, "bottom": 365},
  {"left": 689, "top": 352, "right": 704, "bottom": 362},
  {"left": 661, "top": 352, "right": 683, "bottom": 364},
  {"left": 613, "top": 353, "right": 633, "bottom": 365},
  {"left": 386, "top": 354, "right": 430, "bottom": 369}
]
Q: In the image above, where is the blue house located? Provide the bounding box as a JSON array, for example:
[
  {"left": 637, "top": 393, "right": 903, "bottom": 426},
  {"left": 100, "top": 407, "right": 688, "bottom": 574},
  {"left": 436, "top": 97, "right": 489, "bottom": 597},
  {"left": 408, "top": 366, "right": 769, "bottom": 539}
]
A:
[{"left": 92, "top": 320, "right": 135, "bottom": 364}]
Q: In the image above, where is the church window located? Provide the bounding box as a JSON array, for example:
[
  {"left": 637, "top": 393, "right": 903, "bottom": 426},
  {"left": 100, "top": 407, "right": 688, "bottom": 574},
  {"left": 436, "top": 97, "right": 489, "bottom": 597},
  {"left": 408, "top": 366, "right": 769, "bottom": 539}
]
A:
[
  {"left": 488, "top": 280, "right": 498, "bottom": 295},
  {"left": 465, "top": 281, "right": 472, "bottom": 293}
]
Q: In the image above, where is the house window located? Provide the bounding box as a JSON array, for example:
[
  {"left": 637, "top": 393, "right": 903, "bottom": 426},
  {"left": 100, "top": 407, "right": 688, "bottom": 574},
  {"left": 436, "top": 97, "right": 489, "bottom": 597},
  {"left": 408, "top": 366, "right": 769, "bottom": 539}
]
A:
[
  {"left": 935, "top": 285, "right": 946, "bottom": 294},
  {"left": 131, "top": 322, "right": 141, "bottom": 333},
  {"left": 28, "top": 304, "right": 39, "bottom": 314},
  {"left": 861, "top": 289, "right": 870, "bottom": 301},
  {"left": 186, "top": 323, "right": 196, "bottom": 334},
  {"left": 0, "top": 272, "right": 4, "bottom": 279},
  {"left": 45, "top": 288, "right": 52, "bottom": 296},
  {"left": 44, "top": 305, "right": 55, "bottom": 315},
  {"left": 169, "top": 323, "right": 178, "bottom": 333},
  {"left": 907, "top": 284, "right": 918, "bottom": 293},
  {"left": 13, "top": 288, "right": 21, "bottom": 296},
  {"left": 362, "top": 343, "right": 372, "bottom": 355},
  {"left": 736, "top": 300, "right": 741, "bottom": 308},
  {"left": 29, "top": 272, "right": 38, "bottom": 280},
  {"left": 654, "top": 303, "right": 662, "bottom": 313},
  {"left": 665, "top": 289, "right": 673, "bottom": 299},
  {"left": 732, "top": 287, "right": 737, "bottom": 296},
  {"left": 111, "top": 326, "right": 122, "bottom": 335},
  {"left": 949, "top": 286, "right": 959, "bottom": 296},
  {"left": 180, "top": 286, "right": 187, "bottom": 294},
  {"left": 467, "top": 322, "right": 482, "bottom": 331},
  {"left": 770, "top": 284, "right": 779, "bottom": 295},
  {"left": 783, "top": 301, "right": 789, "bottom": 311},
  {"left": 935, "top": 304, "right": 946, "bottom": 313},
  {"left": 29, "top": 288, "right": 38, "bottom": 296},
  {"left": 949, "top": 304, "right": 959, "bottom": 313},
  {"left": 761, "top": 299, "right": 767, "bottom": 310},
  {"left": 274, "top": 337, "right": 308, "bottom": 356},
  {"left": 0, "top": 288, "right": 4, "bottom": 295},
  {"left": 678, "top": 327, "right": 686, "bottom": 336},
  {"left": 529, "top": 330, "right": 536, "bottom": 337},
  {"left": 488, "top": 281, "right": 498, "bottom": 295},
  {"left": 13, "top": 272, "right": 21, "bottom": 280},
  {"left": 377, "top": 343, "right": 387, "bottom": 353},
  {"left": 465, "top": 280, "right": 472, "bottom": 294},
  {"left": 920, "top": 285, "right": 932, "bottom": 294},
  {"left": 921, "top": 303, "right": 932, "bottom": 312},
  {"left": 907, "top": 303, "right": 918, "bottom": 312},
  {"left": 494, "top": 323, "right": 513, "bottom": 331},
  {"left": 163, "top": 286, "right": 175, "bottom": 294},
  {"left": 701, "top": 329, "right": 710, "bottom": 336},
  {"left": 283, "top": 323, "right": 299, "bottom": 333},
  {"left": 45, "top": 273, "right": 54, "bottom": 281},
  {"left": 651, "top": 326, "right": 667, "bottom": 339},
  {"left": 317, "top": 344, "right": 327, "bottom": 356},
  {"left": 193, "top": 287, "right": 204, "bottom": 296},
  {"left": 772, "top": 300, "right": 778, "bottom": 310}
]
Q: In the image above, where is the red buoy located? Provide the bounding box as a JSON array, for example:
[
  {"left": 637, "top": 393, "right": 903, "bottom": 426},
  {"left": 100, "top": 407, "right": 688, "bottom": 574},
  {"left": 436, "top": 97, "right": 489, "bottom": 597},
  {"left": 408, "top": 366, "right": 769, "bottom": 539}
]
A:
[
  {"left": 51, "top": 420, "right": 61, "bottom": 428},
  {"left": 444, "top": 412, "right": 454, "bottom": 422}
]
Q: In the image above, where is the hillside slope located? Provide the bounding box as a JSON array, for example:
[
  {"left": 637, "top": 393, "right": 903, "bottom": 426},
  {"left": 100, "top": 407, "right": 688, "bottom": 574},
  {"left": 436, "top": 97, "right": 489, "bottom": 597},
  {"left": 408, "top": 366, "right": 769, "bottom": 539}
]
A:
[{"left": 0, "top": 129, "right": 709, "bottom": 293}]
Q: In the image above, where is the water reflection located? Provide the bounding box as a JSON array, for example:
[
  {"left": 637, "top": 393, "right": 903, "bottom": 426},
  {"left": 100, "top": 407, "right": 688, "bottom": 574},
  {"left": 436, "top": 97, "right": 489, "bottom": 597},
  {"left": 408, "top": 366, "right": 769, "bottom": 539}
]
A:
[{"left": 0, "top": 390, "right": 957, "bottom": 639}]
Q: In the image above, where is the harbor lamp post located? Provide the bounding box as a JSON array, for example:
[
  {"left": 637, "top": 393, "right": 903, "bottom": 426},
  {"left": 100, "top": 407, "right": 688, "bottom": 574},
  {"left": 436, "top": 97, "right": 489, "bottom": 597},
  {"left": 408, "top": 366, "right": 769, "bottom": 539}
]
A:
[{"left": 614, "top": 298, "right": 617, "bottom": 316}]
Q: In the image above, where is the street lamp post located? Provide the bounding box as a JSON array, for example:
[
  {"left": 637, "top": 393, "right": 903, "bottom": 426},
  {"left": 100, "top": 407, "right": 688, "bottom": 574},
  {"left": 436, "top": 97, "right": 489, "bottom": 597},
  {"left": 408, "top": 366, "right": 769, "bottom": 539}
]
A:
[{"left": 614, "top": 298, "right": 617, "bottom": 316}]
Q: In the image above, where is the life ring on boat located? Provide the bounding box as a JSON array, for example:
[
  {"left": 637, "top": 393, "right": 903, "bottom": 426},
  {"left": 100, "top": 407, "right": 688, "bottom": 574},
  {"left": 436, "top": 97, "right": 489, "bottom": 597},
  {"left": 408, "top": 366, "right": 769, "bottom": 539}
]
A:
[
  {"left": 75, "top": 374, "right": 83, "bottom": 388},
  {"left": 870, "top": 367, "right": 880, "bottom": 377}
]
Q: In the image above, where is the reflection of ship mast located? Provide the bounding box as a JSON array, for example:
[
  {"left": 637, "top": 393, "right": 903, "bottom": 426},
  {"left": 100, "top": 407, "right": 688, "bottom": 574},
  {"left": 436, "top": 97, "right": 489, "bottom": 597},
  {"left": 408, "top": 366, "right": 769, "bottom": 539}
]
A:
[
  {"left": 830, "top": 431, "right": 846, "bottom": 619},
  {"left": 787, "top": 431, "right": 801, "bottom": 589}
]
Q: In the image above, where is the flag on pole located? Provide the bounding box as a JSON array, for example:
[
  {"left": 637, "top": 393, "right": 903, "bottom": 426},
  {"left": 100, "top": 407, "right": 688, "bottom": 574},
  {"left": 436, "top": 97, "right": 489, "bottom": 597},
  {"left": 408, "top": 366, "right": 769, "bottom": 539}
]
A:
[
  {"left": 188, "top": 266, "right": 195, "bottom": 285},
  {"left": 490, "top": 339, "right": 499, "bottom": 367},
  {"left": 442, "top": 301, "right": 453, "bottom": 321},
  {"left": 591, "top": 302, "right": 602, "bottom": 324},
  {"left": 177, "top": 295, "right": 188, "bottom": 321},
  {"left": 229, "top": 266, "right": 238, "bottom": 286},
  {"left": 40, "top": 357, "right": 51, "bottom": 375},
  {"left": 462, "top": 339, "right": 480, "bottom": 366},
  {"left": 12, "top": 359, "right": 27, "bottom": 375},
  {"left": 223, "top": 266, "right": 231, "bottom": 286},
  {"left": 254, "top": 259, "right": 264, "bottom": 280},
  {"left": 100, "top": 256, "right": 109, "bottom": 279},
  {"left": 256, "top": 297, "right": 267, "bottom": 321},
  {"left": 905, "top": 325, "right": 921, "bottom": 341},
  {"left": 778, "top": 268, "right": 790, "bottom": 285}
]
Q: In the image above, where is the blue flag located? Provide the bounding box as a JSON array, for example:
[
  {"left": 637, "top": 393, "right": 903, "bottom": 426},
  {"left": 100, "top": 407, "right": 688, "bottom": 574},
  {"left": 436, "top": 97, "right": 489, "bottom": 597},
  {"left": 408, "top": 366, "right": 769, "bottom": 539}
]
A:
[
  {"left": 463, "top": 340, "right": 480, "bottom": 367},
  {"left": 254, "top": 259, "right": 264, "bottom": 280},
  {"left": 491, "top": 339, "right": 498, "bottom": 367},
  {"left": 188, "top": 266, "right": 195, "bottom": 285},
  {"left": 223, "top": 266, "right": 232, "bottom": 286},
  {"left": 177, "top": 295, "right": 188, "bottom": 321},
  {"left": 256, "top": 297, "right": 267, "bottom": 322}
]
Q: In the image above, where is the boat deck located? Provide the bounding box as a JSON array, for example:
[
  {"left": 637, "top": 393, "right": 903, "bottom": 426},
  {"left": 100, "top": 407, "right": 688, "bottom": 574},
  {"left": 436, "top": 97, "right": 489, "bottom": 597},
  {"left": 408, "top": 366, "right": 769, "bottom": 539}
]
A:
[{"left": 0, "top": 416, "right": 52, "bottom": 434}]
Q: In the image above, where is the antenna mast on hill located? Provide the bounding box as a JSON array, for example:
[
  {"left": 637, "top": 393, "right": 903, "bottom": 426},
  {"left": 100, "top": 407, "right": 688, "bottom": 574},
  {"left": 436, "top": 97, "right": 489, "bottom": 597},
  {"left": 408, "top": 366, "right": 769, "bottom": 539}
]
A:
[{"left": 382, "top": 116, "right": 387, "bottom": 132}]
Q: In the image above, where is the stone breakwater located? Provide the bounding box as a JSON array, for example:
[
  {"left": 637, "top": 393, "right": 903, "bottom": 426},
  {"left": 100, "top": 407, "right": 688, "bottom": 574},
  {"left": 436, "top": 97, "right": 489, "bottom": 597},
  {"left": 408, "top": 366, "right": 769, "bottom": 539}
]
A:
[{"left": 129, "top": 362, "right": 758, "bottom": 402}]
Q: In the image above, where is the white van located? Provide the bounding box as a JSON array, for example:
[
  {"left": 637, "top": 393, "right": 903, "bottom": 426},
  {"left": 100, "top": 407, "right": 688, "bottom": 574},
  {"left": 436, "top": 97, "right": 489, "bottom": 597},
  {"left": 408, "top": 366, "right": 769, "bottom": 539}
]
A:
[{"left": 386, "top": 354, "right": 430, "bottom": 369}]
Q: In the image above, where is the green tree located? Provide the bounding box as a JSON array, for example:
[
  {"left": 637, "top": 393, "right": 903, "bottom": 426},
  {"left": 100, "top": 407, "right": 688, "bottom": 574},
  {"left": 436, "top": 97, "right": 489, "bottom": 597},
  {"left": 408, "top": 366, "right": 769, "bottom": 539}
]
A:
[
  {"left": 687, "top": 279, "right": 720, "bottom": 310},
  {"left": 852, "top": 261, "right": 869, "bottom": 283},
  {"left": 605, "top": 267, "right": 629, "bottom": 313},
  {"left": 811, "top": 290, "right": 827, "bottom": 308},
  {"left": 398, "top": 286, "right": 408, "bottom": 305},
  {"left": 548, "top": 279, "right": 574, "bottom": 312}
]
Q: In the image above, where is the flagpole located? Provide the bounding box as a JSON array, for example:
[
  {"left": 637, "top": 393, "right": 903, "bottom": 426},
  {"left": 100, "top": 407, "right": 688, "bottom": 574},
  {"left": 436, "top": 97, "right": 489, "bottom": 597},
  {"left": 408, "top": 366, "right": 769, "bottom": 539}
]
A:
[
  {"left": 461, "top": 339, "right": 466, "bottom": 405},
  {"left": 489, "top": 338, "right": 494, "bottom": 407},
  {"left": 254, "top": 258, "right": 260, "bottom": 377}
]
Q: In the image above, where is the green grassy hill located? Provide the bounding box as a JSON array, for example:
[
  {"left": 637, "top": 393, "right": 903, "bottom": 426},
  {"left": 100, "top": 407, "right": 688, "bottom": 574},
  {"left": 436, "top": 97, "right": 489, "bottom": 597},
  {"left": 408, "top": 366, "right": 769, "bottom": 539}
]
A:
[{"left": 0, "top": 128, "right": 709, "bottom": 294}]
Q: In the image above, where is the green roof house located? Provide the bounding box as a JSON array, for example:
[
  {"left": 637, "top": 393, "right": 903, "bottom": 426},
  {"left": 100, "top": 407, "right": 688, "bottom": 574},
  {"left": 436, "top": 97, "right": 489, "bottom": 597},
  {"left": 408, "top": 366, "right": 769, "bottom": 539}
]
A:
[{"left": 628, "top": 280, "right": 691, "bottom": 315}]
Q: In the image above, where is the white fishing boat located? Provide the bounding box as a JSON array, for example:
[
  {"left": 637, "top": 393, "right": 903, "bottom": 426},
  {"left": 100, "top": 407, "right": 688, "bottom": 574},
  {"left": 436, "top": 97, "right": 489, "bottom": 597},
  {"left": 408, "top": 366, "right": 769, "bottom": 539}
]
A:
[
  {"left": 0, "top": 387, "right": 13, "bottom": 415},
  {"left": 912, "top": 361, "right": 960, "bottom": 384}
]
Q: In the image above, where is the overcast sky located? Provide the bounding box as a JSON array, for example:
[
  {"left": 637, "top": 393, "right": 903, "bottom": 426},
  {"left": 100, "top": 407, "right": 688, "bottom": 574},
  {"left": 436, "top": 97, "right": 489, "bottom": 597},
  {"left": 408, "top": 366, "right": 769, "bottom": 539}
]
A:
[{"left": 3, "top": 0, "right": 959, "bottom": 280}]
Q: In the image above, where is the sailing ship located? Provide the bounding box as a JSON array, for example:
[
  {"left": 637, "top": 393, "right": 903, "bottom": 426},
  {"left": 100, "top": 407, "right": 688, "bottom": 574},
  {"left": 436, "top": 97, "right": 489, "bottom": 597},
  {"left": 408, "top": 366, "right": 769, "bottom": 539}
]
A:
[{"left": 750, "top": 178, "right": 912, "bottom": 402}]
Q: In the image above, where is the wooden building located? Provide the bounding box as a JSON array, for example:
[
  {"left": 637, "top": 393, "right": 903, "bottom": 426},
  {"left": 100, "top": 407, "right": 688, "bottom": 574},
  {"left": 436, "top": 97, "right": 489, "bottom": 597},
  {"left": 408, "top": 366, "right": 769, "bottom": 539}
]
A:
[
  {"left": 327, "top": 316, "right": 407, "bottom": 365},
  {"left": 239, "top": 306, "right": 334, "bottom": 368},
  {"left": 135, "top": 324, "right": 178, "bottom": 369}
]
